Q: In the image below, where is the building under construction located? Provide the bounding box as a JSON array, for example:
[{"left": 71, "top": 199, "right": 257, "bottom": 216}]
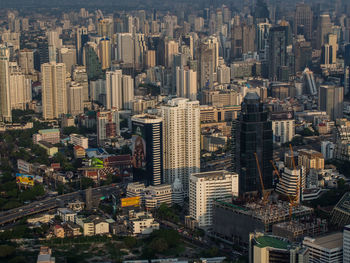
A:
[
  {"left": 272, "top": 218, "right": 328, "bottom": 242},
  {"left": 331, "top": 192, "right": 350, "bottom": 227},
  {"left": 212, "top": 197, "right": 313, "bottom": 244}
]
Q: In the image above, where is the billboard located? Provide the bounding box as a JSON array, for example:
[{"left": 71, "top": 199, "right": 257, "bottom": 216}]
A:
[
  {"left": 16, "top": 173, "right": 34, "bottom": 186},
  {"left": 132, "top": 123, "right": 146, "bottom": 169},
  {"left": 17, "top": 159, "right": 31, "bottom": 174},
  {"left": 121, "top": 196, "right": 141, "bottom": 207},
  {"left": 51, "top": 163, "right": 61, "bottom": 170},
  {"left": 91, "top": 158, "right": 104, "bottom": 168}
]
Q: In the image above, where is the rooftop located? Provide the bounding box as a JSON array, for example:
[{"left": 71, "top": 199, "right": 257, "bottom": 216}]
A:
[
  {"left": 191, "top": 170, "right": 237, "bottom": 179},
  {"left": 304, "top": 232, "right": 343, "bottom": 249},
  {"left": 39, "top": 128, "right": 60, "bottom": 134},
  {"left": 255, "top": 235, "right": 289, "bottom": 249}
]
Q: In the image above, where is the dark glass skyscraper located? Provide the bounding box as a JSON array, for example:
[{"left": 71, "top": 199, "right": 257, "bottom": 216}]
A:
[
  {"left": 131, "top": 114, "right": 163, "bottom": 186},
  {"left": 231, "top": 92, "right": 273, "bottom": 195}
]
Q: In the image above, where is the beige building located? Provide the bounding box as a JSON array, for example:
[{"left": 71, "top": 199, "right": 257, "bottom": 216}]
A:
[
  {"left": 0, "top": 45, "right": 11, "bottom": 122},
  {"left": 67, "top": 82, "right": 84, "bottom": 116},
  {"left": 9, "top": 62, "right": 32, "bottom": 110},
  {"left": 298, "top": 150, "right": 324, "bottom": 172},
  {"left": 41, "top": 62, "right": 67, "bottom": 119},
  {"left": 127, "top": 211, "right": 159, "bottom": 235}
]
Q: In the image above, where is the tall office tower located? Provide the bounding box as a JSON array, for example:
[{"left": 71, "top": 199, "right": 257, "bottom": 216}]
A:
[
  {"left": 72, "top": 66, "right": 89, "bottom": 101},
  {"left": 9, "top": 62, "right": 31, "bottom": 110},
  {"left": 345, "top": 67, "right": 350, "bottom": 96},
  {"left": 199, "top": 36, "right": 219, "bottom": 89},
  {"left": 116, "top": 33, "right": 134, "bottom": 64},
  {"left": 176, "top": 67, "right": 197, "bottom": 101},
  {"left": 47, "top": 30, "right": 62, "bottom": 49},
  {"left": 145, "top": 50, "right": 156, "bottom": 68},
  {"left": 253, "top": 0, "right": 270, "bottom": 24},
  {"left": 345, "top": 44, "right": 350, "bottom": 68},
  {"left": 75, "top": 27, "right": 88, "bottom": 65},
  {"left": 194, "top": 17, "right": 204, "bottom": 32},
  {"left": 294, "top": 3, "right": 313, "bottom": 41},
  {"left": 18, "top": 49, "right": 34, "bottom": 75},
  {"left": 122, "top": 15, "right": 133, "bottom": 33},
  {"left": 67, "top": 82, "right": 84, "bottom": 116},
  {"left": 97, "top": 109, "right": 120, "bottom": 145},
  {"left": 316, "top": 14, "right": 332, "bottom": 50},
  {"left": 97, "top": 18, "right": 114, "bottom": 39},
  {"left": 181, "top": 35, "right": 194, "bottom": 59},
  {"left": 321, "top": 44, "right": 334, "bottom": 66},
  {"left": 327, "top": 34, "right": 338, "bottom": 64},
  {"left": 231, "top": 92, "right": 273, "bottom": 196},
  {"left": 0, "top": 46, "right": 11, "bottom": 122},
  {"left": 276, "top": 167, "right": 304, "bottom": 202},
  {"left": 84, "top": 42, "right": 104, "bottom": 80},
  {"left": 242, "top": 24, "right": 256, "bottom": 54},
  {"left": 344, "top": 225, "right": 350, "bottom": 263},
  {"left": 105, "top": 70, "right": 134, "bottom": 110},
  {"left": 302, "top": 68, "right": 317, "bottom": 95},
  {"left": 165, "top": 40, "right": 179, "bottom": 68},
  {"left": 21, "top": 18, "right": 29, "bottom": 31},
  {"left": 217, "top": 64, "right": 230, "bottom": 84},
  {"left": 294, "top": 36, "right": 312, "bottom": 73},
  {"left": 134, "top": 33, "right": 147, "bottom": 67},
  {"left": 131, "top": 114, "right": 163, "bottom": 186},
  {"left": 256, "top": 22, "right": 271, "bottom": 61},
  {"left": 231, "top": 25, "right": 243, "bottom": 59},
  {"left": 58, "top": 47, "right": 77, "bottom": 74},
  {"left": 319, "top": 85, "right": 344, "bottom": 121},
  {"left": 41, "top": 62, "right": 67, "bottom": 119},
  {"left": 268, "top": 26, "right": 288, "bottom": 81},
  {"left": 160, "top": 98, "right": 200, "bottom": 195},
  {"left": 98, "top": 38, "right": 111, "bottom": 70},
  {"left": 90, "top": 79, "right": 106, "bottom": 104},
  {"left": 189, "top": 170, "right": 239, "bottom": 228}
]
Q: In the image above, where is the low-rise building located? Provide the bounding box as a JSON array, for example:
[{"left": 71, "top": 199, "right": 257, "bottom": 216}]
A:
[
  {"left": 37, "top": 246, "right": 55, "bottom": 263},
  {"left": 54, "top": 225, "right": 65, "bottom": 238},
  {"left": 57, "top": 208, "right": 77, "bottom": 223},
  {"left": 303, "top": 232, "right": 343, "bottom": 263},
  {"left": 37, "top": 141, "right": 58, "bottom": 157},
  {"left": 74, "top": 145, "right": 86, "bottom": 158},
  {"left": 33, "top": 129, "right": 60, "bottom": 144},
  {"left": 127, "top": 211, "right": 159, "bottom": 235},
  {"left": 70, "top": 134, "right": 89, "bottom": 149}
]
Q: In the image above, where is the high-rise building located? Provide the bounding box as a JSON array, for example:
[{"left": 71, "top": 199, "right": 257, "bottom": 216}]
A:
[
  {"left": 217, "top": 64, "right": 231, "bottom": 84},
  {"left": 160, "top": 98, "right": 200, "bottom": 194},
  {"left": 176, "top": 67, "right": 197, "bottom": 101},
  {"left": 116, "top": 33, "right": 134, "bottom": 64},
  {"left": 72, "top": 66, "right": 89, "bottom": 102},
  {"left": 321, "top": 44, "right": 334, "bottom": 66},
  {"left": 99, "top": 38, "right": 111, "bottom": 70},
  {"left": 84, "top": 42, "right": 104, "bottom": 80},
  {"left": 41, "top": 62, "right": 67, "bottom": 119},
  {"left": 131, "top": 114, "right": 163, "bottom": 186},
  {"left": 268, "top": 26, "right": 288, "bottom": 81},
  {"left": 270, "top": 111, "right": 295, "bottom": 145},
  {"left": 294, "top": 3, "right": 313, "bottom": 41},
  {"left": 189, "top": 170, "right": 239, "bottom": 228},
  {"left": 97, "top": 19, "right": 114, "bottom": 39},
  {"left": 97, "top": 109, "right": 120, "bottom": 145},
  {"left": 319, "top": 85, "right": 344, "bottom": 121},
  {"left": 106, "top": 70, "right": 134, "bottom": 110},
  {"left": 316, "top": 14, "right": 332, "bottom": 50},
  {"left": 18, "top": 49, "right": 34, "bottom": 75},
  {"left": 199, "top": 36, "right": 219, "bottom": 88},
  {"left": 67, "top": 82, "right": 84, "bottom": 116},
  {"left": 231, "top": 92, "right": 273, "bottom": 195},
  {"left": 0, "top": 45, "right": 11, "bottom": 122},
  {"left": 276, "top": 167, "right": 304, "bottom": 202},
  {"left": 302, "top": 68, "right": 317, "bottom": 95},
  {"left": 75, "top": 27, "right": 88, "bottom": 65},
  {"left": 9, "top": 62, "right": 32, "bottom": 110},
  {"left": 165, "top": 40, "right": 179, "bottom": 68},
  {"left": 294, "top": 37, "right": 312, "bottom": 73},
  {"left": 58, "top": 47, "right": 77, "bottom": 74}
]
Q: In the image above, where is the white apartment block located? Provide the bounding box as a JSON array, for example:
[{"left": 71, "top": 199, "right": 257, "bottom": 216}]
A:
[
  {"left": 128, "top": 211, "right": 160, "bottom": 235},
  {"left": 9, "top": 62, "right": 32, "bottom": 110},
  {"left": 67, "top": 82, "right": 84, "bottom": 116},
  {"left": 189, "top": 170, "right": 239, "bottom": 228},
  {"left": 176, "top": 67, "right": 197, "bottom": 101},
  {"left": 160, "top": 98, "right": 200, "bottom": 195},
  {"left": 106, "top": 70, "right": 134, "bottom": 110},
  {"left": 70, "top": 133, "right": 89, "bottom": 149}
]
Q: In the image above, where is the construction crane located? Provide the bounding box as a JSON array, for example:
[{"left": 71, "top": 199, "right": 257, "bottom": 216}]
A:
[{"left": 254, "top": 153, "right": 269, "bottom": 205}]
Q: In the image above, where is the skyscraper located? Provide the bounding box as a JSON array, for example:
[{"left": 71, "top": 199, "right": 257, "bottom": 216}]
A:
[
  {"left": 231, "top": 92, "right": 273, "bottom": 195},
  {"left": 319, "top": 85, "right": 344, "bottom": 121},
  {"left": 106, "top": 70, "right": 134, "bottom": 110},
  {"left": 97, "top": 109, "right": 120, "bottom": 145},
  {"left": 0, "top": 45, "right": 11, "bottom": 122},
  {"left": 176, "top": 67, "right": 197, "bottom": 101},
  {"left": 99, "top": 38, "right": 111, "bottom": 70},
  {"left": 75, "top": 27, "right": 88, "bottom": 65},
  {"left": 41, "top": 62, "right": 67, "bottom": 119},
  {"left": 268, "top": 26, "right": 288, "bottom": 81},
  {"left": 67, "top": 82, "right": 84, "bottom": 116},
  {"left": 84, "top": 42, "right": 104, "bottom": 80},
  {"left": 199, "top": 36, "right": 219, "bottom": 88},
  {"left": 294, "top": 3, "right": 313, "bottom": 41},
  {"left": 9, "top": 62, "right": 32, "bottom": 110},
  {"left": 18, "top": 49, "right": 34, "bottom": 75},
  {"left": 316, "top": 14, "right": 332, "bottom": 50},
  {"left": 131, "top": 114, "right": 163, "bottom": 186},
  {"left": 160, "top": 98, "right": 200, "bottom": 194}
]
